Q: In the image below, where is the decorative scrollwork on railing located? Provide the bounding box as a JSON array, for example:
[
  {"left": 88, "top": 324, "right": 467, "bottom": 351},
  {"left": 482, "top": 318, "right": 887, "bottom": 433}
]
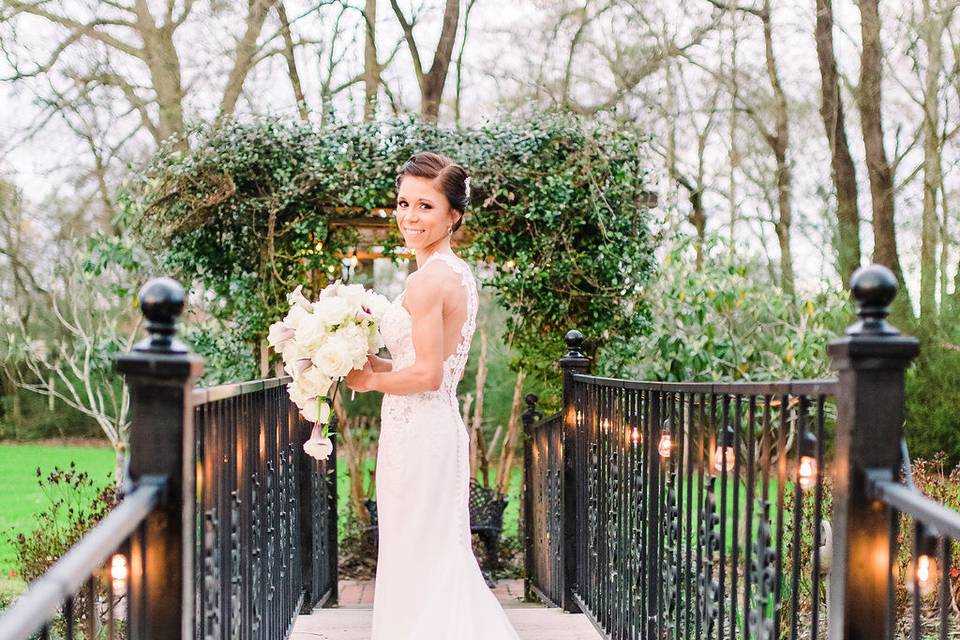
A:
[
  {"left": 607, "top": 446, "right": 620, "bottom": 602},
  {"left": 697, "top": 478, "right": 721, "bottom": 637},
  {"left": 663, "top": 472, "right": 680, "bottom": 632},
  {"left": 229, "top": 491, "right": 242, "bottom": 639},
  {"left": 202, "top": 511, "right": 222, "bottom": 640},
  {"left": 587, "top": 439, "right": 600, "bottom": 578},
  {"left": 250, "top": 472, "right": 262, "bottom": 634},
  {"left": 748, "top": 500, "right": 778, "bottom": 640}
]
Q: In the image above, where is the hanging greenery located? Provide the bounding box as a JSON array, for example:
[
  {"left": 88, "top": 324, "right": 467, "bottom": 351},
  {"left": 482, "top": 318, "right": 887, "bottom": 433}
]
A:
[{"left": 123, "top": 114, "right": 657, "bottom": 395}]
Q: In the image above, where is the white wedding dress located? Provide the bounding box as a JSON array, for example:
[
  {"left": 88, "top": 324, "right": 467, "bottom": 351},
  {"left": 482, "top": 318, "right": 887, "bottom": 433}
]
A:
[{"left": 372, "top": 250, "right": 522, "bottom": 640}]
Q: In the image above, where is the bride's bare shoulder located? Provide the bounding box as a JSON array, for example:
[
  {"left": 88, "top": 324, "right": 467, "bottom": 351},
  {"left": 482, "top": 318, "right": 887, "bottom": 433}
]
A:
[{"left": 405, "top": 258, "right": 462, "bottom": 301}]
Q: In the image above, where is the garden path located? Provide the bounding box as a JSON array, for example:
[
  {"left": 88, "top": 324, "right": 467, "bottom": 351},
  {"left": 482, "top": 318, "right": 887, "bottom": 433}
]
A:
[{"left": 291, "top": 578, "right": 604, "bottom": 639}]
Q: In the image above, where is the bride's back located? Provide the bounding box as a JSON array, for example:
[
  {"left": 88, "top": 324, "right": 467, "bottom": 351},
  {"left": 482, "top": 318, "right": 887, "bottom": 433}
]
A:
[{"left": 407, "top": 254, "right": 472, "bottom": 364}]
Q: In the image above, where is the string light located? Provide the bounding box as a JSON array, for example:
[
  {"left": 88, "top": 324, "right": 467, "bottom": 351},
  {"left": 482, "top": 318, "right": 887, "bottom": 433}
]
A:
[
  {"left": 906, "top": 523, "right": 940, "bottom": 597},
  {"left": 798, "top": 431, "right": 818, "bottom": 491},
  {"left": 631, "top": 426, "right": 640, "bottom": 446},
  {"left": 714, "top": 424, "right": 736, "bottom": 474},
  {"left": 110, "top": 553, "right": 128, "bottom": 595},
  {"left": 658, "top": 419, "right": 672, "bottom": 458}
]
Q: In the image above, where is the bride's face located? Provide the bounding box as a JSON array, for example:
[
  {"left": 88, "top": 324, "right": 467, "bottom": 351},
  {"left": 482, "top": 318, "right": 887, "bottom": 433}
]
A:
[{"left": 395, "top": 175, "right": 459, "bottom": 249}]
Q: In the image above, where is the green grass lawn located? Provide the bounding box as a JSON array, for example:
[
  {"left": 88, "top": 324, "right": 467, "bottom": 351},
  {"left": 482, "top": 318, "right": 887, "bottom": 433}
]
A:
[
  {"left": 0, "top": 443, "right": 522, "bottom": 598},
  {"left": 0, "top": 443, "right": 116, "bottom": 597}
]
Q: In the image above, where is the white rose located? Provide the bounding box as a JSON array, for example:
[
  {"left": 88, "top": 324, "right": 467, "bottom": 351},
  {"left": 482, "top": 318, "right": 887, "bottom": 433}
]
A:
[
  {"left": 298, "top": 366, "right": 333, "bottom": 399},
  {"left": 312, "top": 340, "right": 355, "bottom": 378},
  {"left": 294, "top": 312, "right": 328, "bottom": 351},
  {"left": 300, "top": 397, "right": 332, "bottom": 425},
  {"left": 283, "top": 304, "right": 311, "bottom": 331},
  {"left": 313, "top": 297, "right": 351, "bottom": 327},
  {"left": 318, "top": 280, "right": 342, "bottom": 299},
  {"left": 267, "top": 321, "right": 295, "bottom": 350},
  {"left": 286, "top": 381, "right": 309, "bottom": 409},
  {"left": 336, "top": 323, "right": 370, "bottom": 360},
  {"left": 286, "top": 284, "right": 314, "bottom": 312},
  {"left": 340, "top": 283, "right": 366, "bottom": 307}
]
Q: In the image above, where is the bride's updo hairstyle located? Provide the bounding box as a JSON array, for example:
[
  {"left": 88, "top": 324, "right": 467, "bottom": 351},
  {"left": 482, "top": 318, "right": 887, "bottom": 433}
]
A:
[{"left": 395, "top": 151, "right": 469, "bottom": 233}]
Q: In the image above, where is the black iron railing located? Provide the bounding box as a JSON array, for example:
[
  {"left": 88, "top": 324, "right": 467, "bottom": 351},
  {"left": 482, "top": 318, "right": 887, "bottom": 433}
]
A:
[
  {"left": 523, "top": 397, "right": 563, "bottom": 607},
  {"left": 192, "top": 377, "right": 337, "bottom": 640},
  {"left": 0, "top": 277, "right": 338, "bottom": 640},
  {"left": 523, "top": 264, "right": 954, "bottom": 640}
]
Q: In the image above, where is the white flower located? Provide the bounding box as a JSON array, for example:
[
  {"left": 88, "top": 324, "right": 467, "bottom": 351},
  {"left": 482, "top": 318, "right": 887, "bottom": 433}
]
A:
[
  {"left": 298, "top": 366, "right": 333, "bottom": 399},
  {"left": 281, "top": 340, "right": 310, "bottom": 367},
  {"left": 267, "top": 321, "right": 295, "bottom": 349},
  {"left": 286, "top": 284, "right": 313, "bottom": 312},
  {"left": 283, "top": 357, "right": 312, "bottom": 379},
  {"left": 294, "top": 312, "right": 328, "bottom": 351},
  {"left": 318, "top": 280, "right": 342, "bottom": 299},
  {"left": 286, "top": 381, "right": 309, "bottom": 409},
  {"left": 336, "top": 323, "right": 370, "bottom": 359},
  {"left": 367, "top": 324, "right": 384, "bottom": 352},
  {"left": 361, "top": 290, "right": 391, "bottom": 323},
  {"left": 312, "top": 296, "right": 352, "bottom": 327},
  {"left": 300, "top": 397, "right": 332, "bottom": 425},
  {"left": 340, "top": 283, "right": 367, "bottom": 308},
  {"left": 312, "top": 340, "right": 355, "bottom": 378},
  {"left": 303, "top": 422, "right": 334, "bottom": 459},
  {"left": 283, "top": 305, "right": 311, "bottom": 331}
]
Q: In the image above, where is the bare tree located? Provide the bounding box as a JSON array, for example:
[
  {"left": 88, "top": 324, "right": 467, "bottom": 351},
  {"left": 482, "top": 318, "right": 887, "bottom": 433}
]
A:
[
  {"left": 856, "top": 0, "right": 913, "bottom": 318},
  {"left": 917, "top": 0, "right": 956, "bottom": 319},
  {"left": 815, "top": 0, "right": 862, "bottom": 283},
  {"left": 0, "top": 0, "right": 310, "bottom": 147},
  {"left": 390, "top": 0, "right": 461, "bottom": 119},
  {"left": 707, "top": 0, "right": 795, "bottom": 294}
]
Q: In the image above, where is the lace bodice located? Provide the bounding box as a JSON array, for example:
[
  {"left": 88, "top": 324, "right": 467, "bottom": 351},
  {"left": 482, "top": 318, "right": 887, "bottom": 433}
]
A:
[{"left": 379, "top": 251, "right": 479, "bottom": 409}]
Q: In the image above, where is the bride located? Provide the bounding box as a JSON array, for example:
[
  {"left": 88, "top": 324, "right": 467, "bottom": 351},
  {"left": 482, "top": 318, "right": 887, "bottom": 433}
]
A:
[{"left": 344, "top": 152, "right": 522, "bottom": 639}]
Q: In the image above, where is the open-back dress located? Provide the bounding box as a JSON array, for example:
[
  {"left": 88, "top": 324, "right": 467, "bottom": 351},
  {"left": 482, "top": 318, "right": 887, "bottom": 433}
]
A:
[{"left": 371, "top": 250, "right": 522, "bottom": 639}]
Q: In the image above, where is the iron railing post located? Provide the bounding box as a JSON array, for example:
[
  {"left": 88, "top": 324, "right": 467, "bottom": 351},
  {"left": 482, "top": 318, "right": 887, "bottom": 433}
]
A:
[
  {"left": 827, "top": 264, "right": 919, "bottom": 640},
  {"left": 522, "top": 392, "right": 542, "bottom": 602},
  {"left": 115, "top": 277, "right": 203, "bottom": 640},
  {"left": 560, "top": 329, "right": 590, "bottom": 613}
]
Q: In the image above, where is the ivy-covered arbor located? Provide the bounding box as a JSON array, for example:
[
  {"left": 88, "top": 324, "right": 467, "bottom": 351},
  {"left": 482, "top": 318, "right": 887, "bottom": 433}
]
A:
[{"left": 126, "top": 114, "right": 657, "bottom": 399}]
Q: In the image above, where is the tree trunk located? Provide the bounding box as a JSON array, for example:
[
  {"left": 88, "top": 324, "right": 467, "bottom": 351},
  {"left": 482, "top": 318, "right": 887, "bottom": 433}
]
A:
[
  {"left": 220, "top": 0, "right": 278, "bottom": 116},
  {"left": 919, "top": 0, "right": 950, "bottom": 320},
  {"left": 495, "top": 369, "right": 526, "bottom": 494},
  {"left": 133, "top": 6, "right": 188, "bottom": 148},
  {"left": 363, "top": 0, "right": 379, "bottom": 121},
  {"left": 759, "top": 2, "right": 795, "bottom": 295},
  {"left": 277, "top": 2, "right": 308, "bottom": 121},
  {"left": 814, "top": 0, "right": 861, "bottom": 283},
  {"left": 469, "top": 327, "right": 488, "bottom": 479},
  {"left": 856, "top": 0, "right": 913, "bottom": 318},
  {"left": 391, "top": 0, "right": 461, "bottom": 120}
]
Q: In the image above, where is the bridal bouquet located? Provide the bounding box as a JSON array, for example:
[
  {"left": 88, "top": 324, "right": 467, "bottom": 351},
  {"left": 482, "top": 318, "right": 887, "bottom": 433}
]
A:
[{"left": 267, "top": 281, "right": 389, "bottom": 460}]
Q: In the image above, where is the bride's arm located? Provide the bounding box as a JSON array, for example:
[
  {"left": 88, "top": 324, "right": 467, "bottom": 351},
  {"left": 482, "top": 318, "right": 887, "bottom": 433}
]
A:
[
  {"left": 364, "top": 271, "right": 445, "bottom": 395},
  {"left": 367, "top": 353, "right": 393, "bottom": 372}
]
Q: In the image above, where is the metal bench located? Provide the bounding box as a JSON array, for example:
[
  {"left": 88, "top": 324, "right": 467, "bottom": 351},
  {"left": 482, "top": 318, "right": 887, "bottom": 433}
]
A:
[{"left": 363, "top": 479, "right": 509, "bottom": 587}]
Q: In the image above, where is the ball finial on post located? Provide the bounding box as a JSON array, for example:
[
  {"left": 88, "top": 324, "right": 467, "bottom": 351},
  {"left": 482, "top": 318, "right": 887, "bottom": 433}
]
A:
[
  {"left": 846, "top": 264, "right": 900, "bottom": 337},
  {"left": 135, "top": 277, "right": 189, "bottom": 353},
  {"left": 564, "top": 329, "right": 585, "bottom": 358}
]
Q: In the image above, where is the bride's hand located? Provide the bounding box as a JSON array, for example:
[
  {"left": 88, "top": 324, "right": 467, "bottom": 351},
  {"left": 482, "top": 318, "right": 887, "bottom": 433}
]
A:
[{"left": 345, "top": 360, "right": 375, "bottom": 393}]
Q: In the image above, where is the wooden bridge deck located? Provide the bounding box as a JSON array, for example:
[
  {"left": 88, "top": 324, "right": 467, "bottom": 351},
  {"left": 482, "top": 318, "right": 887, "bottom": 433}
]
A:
[{"left": 292, "top": 579, "right": 604, "bottom": 640}]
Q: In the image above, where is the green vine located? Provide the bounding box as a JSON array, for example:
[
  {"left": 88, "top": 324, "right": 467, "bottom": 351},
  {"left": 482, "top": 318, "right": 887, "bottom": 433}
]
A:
[{"left": 123, "top": 114, "right": 657, "bottom": 396}]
